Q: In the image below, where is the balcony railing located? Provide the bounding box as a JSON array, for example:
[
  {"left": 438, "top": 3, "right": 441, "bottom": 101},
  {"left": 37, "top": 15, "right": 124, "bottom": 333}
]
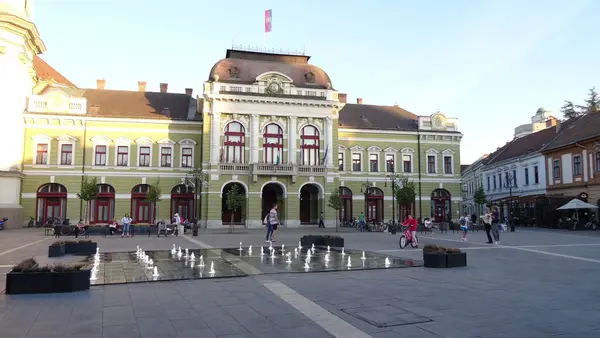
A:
[
  {"left": 27, "top": 96, "right": 87, "bottom": 114},
  {"left": 218, "top": 162, "right": 327, "bottom": 176},
  {"left": 219, "top": 163, "right": 250, "bottom": 172}
]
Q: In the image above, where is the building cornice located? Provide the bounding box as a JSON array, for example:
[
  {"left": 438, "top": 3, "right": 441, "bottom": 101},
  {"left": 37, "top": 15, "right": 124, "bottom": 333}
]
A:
[
  {"left": 0, "top": 13, "right": 45, "bottom": 54},
  {"left": 23, "top": 113, "right": 203, "bottom": 126}
]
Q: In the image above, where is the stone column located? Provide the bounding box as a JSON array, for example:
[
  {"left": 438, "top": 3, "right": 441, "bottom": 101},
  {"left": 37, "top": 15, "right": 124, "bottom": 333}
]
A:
[
  {"left": 288, "top": 117, "right": 297, "bottom": 164},
  {"left": 325, "top": 117, "right": 334, "bottom": 167},
  {"left": 250, "top": 114, "right": 259, "bottom": 163},
  {"left": 209, "top": 112, "right": 221, "bottom": 165}
]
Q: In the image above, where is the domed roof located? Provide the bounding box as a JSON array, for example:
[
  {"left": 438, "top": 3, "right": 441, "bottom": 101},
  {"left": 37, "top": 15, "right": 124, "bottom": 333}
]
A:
[{"left": 208, "top": 49, "right": 332, "bottom": 89}]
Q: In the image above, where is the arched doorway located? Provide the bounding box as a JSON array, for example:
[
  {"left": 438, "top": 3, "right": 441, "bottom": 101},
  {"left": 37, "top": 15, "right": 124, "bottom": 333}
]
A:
[
  {"left": 90, "top": 184, "right": 115, "bottom": 224},
  {"left": 340, "top": 187, "right": 353, "bottom": 222},
  {"left": 221, "top": 182, "right": 246, "bottom": 224},
  {"left": 262, "top": 183, "right": 285, "bottom": 222},
  {"left": 431, "top": 189, "right": 451, "bottom": 223},
  {"left": 131, "top": 184, "right": 152, "bottom": 224},
  {"left": 366, "top": 187, "right": 384, "bottom": 222},
  {"left": 36, "top": 183, "right": 67, "bottom": 223},
  {"left": 171, "top": 184, "right": 194, "bottom": 222},
  {"left": 300, "top": 184, "right": 320, "bottom": 224}
]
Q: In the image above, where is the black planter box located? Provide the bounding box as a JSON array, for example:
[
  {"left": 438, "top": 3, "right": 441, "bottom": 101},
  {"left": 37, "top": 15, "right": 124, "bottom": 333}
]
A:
[
  {"left": 65, "top": 242, "right": 79, "bottom": 254},
  {"left": 5, "top": 269, "right": 90, "bottom": 294},
  {"left": 423, "top": 252, "right": 447, "bottom": 268},
  {"left": 446, "top": 252, "right": 467, "bottom": 268},
  {"left": 300, "top": 235, "right": 344, "bottom": 248},
  {"left": 48, "top": 244, "right": 66, "bottom": 257},
  {"left": 72, "top": 242, "right": 97, "bottom": 256}
]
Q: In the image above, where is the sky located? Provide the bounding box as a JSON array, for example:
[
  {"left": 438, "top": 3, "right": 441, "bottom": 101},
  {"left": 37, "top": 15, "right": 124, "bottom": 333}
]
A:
[{"left": 33, "top": 0, "right": 599, "bottom": 164}]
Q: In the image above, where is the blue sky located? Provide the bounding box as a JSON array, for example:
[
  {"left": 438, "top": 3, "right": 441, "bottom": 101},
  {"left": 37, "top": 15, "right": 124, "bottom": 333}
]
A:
[{"left": 34, "top": 0, "right": 598, "bottom": 164}]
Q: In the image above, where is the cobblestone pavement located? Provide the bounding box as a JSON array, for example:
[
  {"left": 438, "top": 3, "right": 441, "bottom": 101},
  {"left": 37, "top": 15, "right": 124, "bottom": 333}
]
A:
[{"left": 0, "top": 227, "right": 599, "bottom": 337}]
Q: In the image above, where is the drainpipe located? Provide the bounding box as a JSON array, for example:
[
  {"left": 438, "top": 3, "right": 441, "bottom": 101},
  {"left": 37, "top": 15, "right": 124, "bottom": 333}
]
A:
[
  {"left": 416, "top": 122, "right": 423, "bottom": 222},
  {"left": 79, "top": 119, "right": 88, "bottom": 222}
]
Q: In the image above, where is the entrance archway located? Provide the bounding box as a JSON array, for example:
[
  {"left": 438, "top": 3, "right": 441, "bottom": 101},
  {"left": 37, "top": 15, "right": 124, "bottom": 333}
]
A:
[
  {"left": 36, "top": 183, "right": 67, "bottom": 224},
  {"left": 171, "top": 184, "right": 194, "bottom": 222},
  {"left": 340, "top": 187, "right": 353, "bottom": 222},
  {"left": 300, "top": 184, "right": 320, "bottom": 224},
  {"left": 221, "top": 182, "right": 246, "bottom": 224},
  {"left": 90, "top": 184, "right": 115, "bottom": 224},
  {"left": 131, "top": 184, "right": 152, "bottom": 224},
  {"left": 431, "top": 189, "right": 451, "bottom": 222},
  {"left": 262, "top": 183, "right": 285, "bottom": 222},
  {"left": 366, "top": 187, "right": 384, "bottom": 222}
]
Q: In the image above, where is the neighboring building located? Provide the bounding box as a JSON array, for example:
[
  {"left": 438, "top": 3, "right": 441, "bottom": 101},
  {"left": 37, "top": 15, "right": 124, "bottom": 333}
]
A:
[
  {"left": 481, "top": 125, "right": 557, "bottom": 220},
  {"left": 514, "top": 108, "right": 557, "bottom": 139},
  {"left": 0, "top": 1, "right": 463, "bottom": 228},
  {"left": 461, "top": 154, "right": 488, "bottom": 216},
  {"left": 539, "top": 113, "right": 600, "bottom": 225}
]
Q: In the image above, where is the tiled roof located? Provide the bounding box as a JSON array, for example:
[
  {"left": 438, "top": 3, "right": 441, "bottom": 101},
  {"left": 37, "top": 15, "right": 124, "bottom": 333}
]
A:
[
  {"left": 486, "top": 126, "right": 559, "bottom": 165},
  {"left": 33, "top": 56, "right": 75, "bottom": 87},
  {"left": 82, "top": 89, "right": 199, "bottom": 121},
  {"left": 338, "top": 104, "right": 418, "bottom": 131},
  {"left": 541, "top": 113, "right": 600, "bottom": 152}
]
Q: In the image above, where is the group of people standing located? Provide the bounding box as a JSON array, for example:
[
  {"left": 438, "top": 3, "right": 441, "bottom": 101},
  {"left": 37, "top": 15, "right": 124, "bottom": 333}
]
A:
[{"left": 480, "top": 206, "right": 501, "bottom": 244}]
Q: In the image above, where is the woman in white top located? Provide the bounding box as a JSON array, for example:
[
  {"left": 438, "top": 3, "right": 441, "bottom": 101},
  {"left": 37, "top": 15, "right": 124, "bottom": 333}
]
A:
[
  {"left": 120, "top": 214, "right": 132, "bottom": 237},
  {"left": 174, "top": 213, "right": 183, "bottom": 235}
]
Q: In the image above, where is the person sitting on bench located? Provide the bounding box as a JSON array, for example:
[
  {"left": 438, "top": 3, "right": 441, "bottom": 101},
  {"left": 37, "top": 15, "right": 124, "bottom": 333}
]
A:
[{"left": 108, "top": 219, "right": 118, "bottom": 235}]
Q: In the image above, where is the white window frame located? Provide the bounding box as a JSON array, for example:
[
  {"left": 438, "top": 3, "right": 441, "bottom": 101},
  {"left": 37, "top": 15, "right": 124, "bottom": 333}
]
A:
[
  {"left": 425, "top": 148, "right": 438, "bottom": 175},
  {"left": 135, "top": 136, "right": 154, "bottom": 168},
  {"left": 113, "top": 137, "right": 132, "bottom": 168},
  {"left": 179, "top": 139, "right": 197, "bottom": 168},
  {"left": 442, "top": 149, "right": 455, "bottom": 175},
  {"left": 400, "top": 147, "right": 414, "bottom": 174},
  {"left": 367, "top": 146, "right": 381, "bottom": 172},
  {"left": 350, "top": 145, "right": 365, "bottom": 172},
  {"left": 56, "top": 135, "right": 77, "bottom": 167},
  {"left": 90, "top": 135, "right": 111, "bottom": 168},
  {"left": 383, "top": 147, "right": 398, "bottom": 173},
  {"left": 157, "top": 138, "right": 176, "bottom": 168},
  {"left": 32, "top": 134, "right": 52, "bottom": 167}
]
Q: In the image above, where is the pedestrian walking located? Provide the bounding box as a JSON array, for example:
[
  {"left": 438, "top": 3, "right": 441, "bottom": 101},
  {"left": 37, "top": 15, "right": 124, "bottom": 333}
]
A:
[
  {"left": 491, "top": 206, "right": 501, "bottom": 244},
  {"left": 481, "top": 208, "right": 493, "bottom": 244},
  {"left": 318, "top": 212, "right": 325, "bottom": 228}
]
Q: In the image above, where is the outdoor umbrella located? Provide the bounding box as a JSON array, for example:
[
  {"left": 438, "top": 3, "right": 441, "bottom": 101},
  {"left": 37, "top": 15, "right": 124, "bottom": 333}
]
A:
[{"left": 556, "top": 198, "right": 598, "bottom": 224}]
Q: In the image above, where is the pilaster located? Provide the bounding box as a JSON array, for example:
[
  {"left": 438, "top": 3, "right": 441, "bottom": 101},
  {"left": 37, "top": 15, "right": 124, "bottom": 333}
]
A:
[
  {"left": 250, "top": 114, "right": 259, "bottom": 163},
  {"left": 325, "top": 117, "right": 334, "bottom": 167},
  {"left": 288, "top": 116, "right": 297, "bottom": 164},
  {"left": 209, "top": 112, "right": 221, "bottom": 165}
]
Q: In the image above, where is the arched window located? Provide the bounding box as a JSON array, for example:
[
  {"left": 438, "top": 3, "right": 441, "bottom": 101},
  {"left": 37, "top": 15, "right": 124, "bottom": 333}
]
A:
[
  {"left": 263, "top": 123, "right": 283, "bottom": 164},
  {"left": 90, "top": 184, "right": 115, "bottom": 224},
  {"left": 224, "top": 122, "right": 245, "bottom": 163},
  {"left": 171, "top": 184, "right": 194, "bottom": 222},
  {"left": 131, "top": 184, "right": 151, "bottom": 224},
  {"left": 36, "top": 183, "right": 67, "bottom": 223},
  {"left": 300, "top": 125, "right": 320, "bottom": 165}
]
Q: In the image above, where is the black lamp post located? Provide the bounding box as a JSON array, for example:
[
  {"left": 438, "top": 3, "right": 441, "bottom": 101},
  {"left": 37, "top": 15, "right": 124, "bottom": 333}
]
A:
[
  {"left": 360, "top": 180, "right": 373, "bottom": 225},
  {"left": 385, "top": 172, "right": 401, "bottom": 234},
  {"left": 503, "top": 171, "right": 515, "bottom": 229}
]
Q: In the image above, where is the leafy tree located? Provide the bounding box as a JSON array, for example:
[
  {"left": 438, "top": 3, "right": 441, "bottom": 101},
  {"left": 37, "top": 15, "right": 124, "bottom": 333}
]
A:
[
  {"left": 146, "top": 179, "right": 162, "bottom": 224},
  {"left": 184, "top": 169, "right": 208, "bottom": 221},
  {"left": 327, "top": 187, "right": 343, "bottom": 232},
  {"left": 395, "top": 177, "right": 416, "bottom": 221},
  {"left": 579, "top": 86, "right": 600, "bottom": 114},
  {"left": 77, "top": 177, "right": 97, "bottom": 224},
  {"left": 225, "top": 184, "right": 245, "bottom": 234},
  {"left": 560, "top": 100, "right": 582, "bottom": 120},
  {"left": 473, "top": 185, "right": 487, "bottom": 219}
]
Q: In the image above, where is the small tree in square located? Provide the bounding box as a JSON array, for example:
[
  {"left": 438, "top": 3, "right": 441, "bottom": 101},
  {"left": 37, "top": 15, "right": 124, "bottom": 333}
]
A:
[
  {"left": 146, "top": 179, "right": 162, "bottom": 224},
  {"left": 77, "top": 176, "right": 97, "bottom": 224},
  {"left": 327, "top": 187, "right": 343, "bottom": 233},
  {"left": 473, "top": 185, "right": 487, "bottom": 219},
  {"left": 395, "top": 177, "right": 416, "bottom": 221},
  {"left": 225, "top": 183, "right": 245, "bottom": 234}
]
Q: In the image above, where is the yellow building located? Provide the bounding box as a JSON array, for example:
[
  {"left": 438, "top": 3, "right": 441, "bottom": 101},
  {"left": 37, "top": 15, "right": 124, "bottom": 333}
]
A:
[{"left": 0, "top": 1, "right": 463, "bottom": 228}]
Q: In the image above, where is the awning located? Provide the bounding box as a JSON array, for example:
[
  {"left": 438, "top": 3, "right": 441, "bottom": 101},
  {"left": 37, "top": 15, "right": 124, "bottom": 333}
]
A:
[
  {"left": 492, "top": 196, "right": 519, "bottom": 204},
  {"left": 518, "top": 194, "right": 544, "bottom": 203}
]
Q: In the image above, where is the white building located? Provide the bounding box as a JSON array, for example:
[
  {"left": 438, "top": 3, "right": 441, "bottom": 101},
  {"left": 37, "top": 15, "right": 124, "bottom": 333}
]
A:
[
  {"left": 514, "top": 108, "right": 557, "bottom": 139},
  {"left": 461, "top": 154, "right": 488, "bottom": 216}
]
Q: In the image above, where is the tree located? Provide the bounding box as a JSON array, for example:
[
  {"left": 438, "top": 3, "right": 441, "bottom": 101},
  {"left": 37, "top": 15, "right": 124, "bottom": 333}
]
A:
[
  {"left": 327, "top": 187, "right": 343, "bottom": 233},
  {"left": 225, "top": 184, "right": 245, "bottom": 234},
  {"left": 560, "top": 100, "right": 582, "bottom": 120},
  {"left": 184, "top": 169, "right": 208, "bottom": 221},
  {"left": 579, "top": 87, "right": 600, "bottom": 114},
  {"left": 146, "top": 179, "right": 162, "bottom": 224},
  {"left": 395, "top": 177, "right": 416, "bottom": 221},
  {"left": 77, "top": 177, "right": 97, "bottom": 224},
  {"left": 473, "top": 185, "right": 487, "bottom": 220}
]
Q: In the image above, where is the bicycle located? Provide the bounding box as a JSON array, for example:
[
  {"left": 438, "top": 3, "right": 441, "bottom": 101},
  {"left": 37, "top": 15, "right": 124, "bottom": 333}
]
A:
[
  {"left": 584, "top": 220, "right": 598, "bottom": 230},
  {"left": 399, "top": 226, "right": 418, "bottom": 249}
]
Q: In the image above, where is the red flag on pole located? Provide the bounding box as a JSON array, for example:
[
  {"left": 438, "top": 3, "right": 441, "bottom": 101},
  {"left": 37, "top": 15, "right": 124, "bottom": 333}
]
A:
[{"left": 264, "top": 9, "right": 272, "bottom": 33}]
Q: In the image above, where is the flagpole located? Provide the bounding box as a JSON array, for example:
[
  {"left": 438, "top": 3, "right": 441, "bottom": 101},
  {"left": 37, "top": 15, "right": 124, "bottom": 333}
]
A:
[{"left": 264, "top": 31, "right": 266, "bottom": 49}]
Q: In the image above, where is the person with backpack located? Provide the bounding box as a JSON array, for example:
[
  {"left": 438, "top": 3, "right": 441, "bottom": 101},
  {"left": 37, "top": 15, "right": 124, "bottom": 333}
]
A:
[{"left": 459, "top": 213, "right": 469, "bottom": 241}]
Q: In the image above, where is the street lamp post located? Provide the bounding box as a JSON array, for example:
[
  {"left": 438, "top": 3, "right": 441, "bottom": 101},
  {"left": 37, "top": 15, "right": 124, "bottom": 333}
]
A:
[
  {"left": 385, "top": 172, "right": 401, "bottom": 234},
  {"left": 360, "top": 180, "right": 373, "bottom": 225},
  {"left": 504, "top": 171, "right": 515, "bottom": 227}
]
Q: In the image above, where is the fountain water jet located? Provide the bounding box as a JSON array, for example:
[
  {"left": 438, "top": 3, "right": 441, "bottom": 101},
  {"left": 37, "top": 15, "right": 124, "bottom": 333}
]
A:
[
  {"left": 209, "top": 261, "right": 215, "bottom": 275},
  {"left": 385, "top": 257, "right": 391, "bottom": 268},
  {"left": 198, "top": 255, "right": 205, "bottom": 267},
  {"left": 260, "top": 246, "right": 265, "bottom": 256},
  {"left": 341, "top": 248, "right": 345, "bottom": 256},
  {"left": 347, "top": 256, "right": 352, "bottom": 268},
  {"left": 361, "top": 251, "right": 366, "bottom": 260},
  {"left": 152, "top": 266, "right": 159, "bottom": 277},
  {"left": 327, "top": 246, "right": 330, "bottom": 253},
  {"left": 286, "top": 252, "right": 292, "bottom": 264}
]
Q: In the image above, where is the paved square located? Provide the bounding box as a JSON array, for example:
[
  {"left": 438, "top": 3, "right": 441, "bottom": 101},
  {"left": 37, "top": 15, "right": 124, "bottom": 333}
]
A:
[{"left": 341, "top": 304, "right": 433, "bottom": 328}]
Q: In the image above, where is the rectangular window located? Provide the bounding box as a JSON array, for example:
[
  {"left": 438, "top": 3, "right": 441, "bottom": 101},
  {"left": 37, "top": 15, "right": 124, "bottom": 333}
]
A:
[
  {"left": 534, "top": 166, "right": 539, "bottom": 184},
  {"left": 487, "top": 176, "right": 490, "bottom": 191},
  {"left": 386, "top": 154, "right": 394, "bottom": 172},
  {"left": 524, "top": 168, "right": 529, "bottom": 185},
  {"left": 338, "top": 152, "right": 344, "bottom": 171},
  {"left": 573, "top": 155, "right": 582, "bottom": 176},
  {"left": 352, "top": 153, "right": 361, "bottom": 171},
  {"left": 116, "top": 146, "right": 128, "bottom": 166},
  {"left": 596, "top": 151, "right": 600, "bottom": 172},
  {"left": 427, "top": 155, "right": 436, "bottom": 174},
  {"left": 493, "top": 175, "right": 497, "bottom": 189},
  {"left": 160, "top": 147, "right": 172, "bottom": 167},
  {"left": 512, "top": 170, "right": 517, "bottom": 187},
  {"left": 443, "top": 156, "right": 452, "bottom": 174},
  {"left": 60, "top": 144, "right": 72, "bottom": 165},
  {"left": 499, "top": 174, "right": 503, "bottom": 188},
  {"left": 369, "top": 154, "right": 378, "bottom": 172},
  {"left": 139, "top": 146, "right": 151, "bottom": 167},
  {"left": 402, "top": 154, "right": 412, "bottom": 173},
  {"left": 306, "top": 91, "right": 317, "bottom": 96},
  {"left": 94, "top": 145, "right": 106, "bottom": 166},
  {"left": 230, "top": 86, "right": 243, "bottom": 92},
  {"left": 36, "top": 143, "right": 48, "bottom": 165},
  {"left": 182, "top": 148, "right": 193, "bottom": 168},
  {"left": 553, "top": 159, "right": 560, "bottom": 179}
]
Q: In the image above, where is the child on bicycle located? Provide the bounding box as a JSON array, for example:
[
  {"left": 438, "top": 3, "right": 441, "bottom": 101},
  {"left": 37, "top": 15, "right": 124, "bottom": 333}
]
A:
[
  {"left": 402, "top": 214, "right": 417, "bottom": 244},
  {"left": 459, "top": 213, "right": 469, "bottom": 241}
]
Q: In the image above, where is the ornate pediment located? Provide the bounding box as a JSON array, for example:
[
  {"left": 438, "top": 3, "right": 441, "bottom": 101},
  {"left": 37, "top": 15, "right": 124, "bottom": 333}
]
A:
[
  {"left": 384, "top": 147, "right": 399, "bottom": 153},
  {"left": 400, "top": 147, "right": 414, "bottom": 153},
  {"left": 442, "top": 149, "right": 455, "bottom": 155},
  {"left": 114, "top": 137, "right": 133, "bottom": 145},
  {"left": 367, "top": 146, "right": 382, "bottom": 152},
  {"left": 157, "top": 138, "right": 176, "bottom": 145},
  {"left": 425, "top": 148, "right": 439, "bottom": 154},
  {"left": 43, "top": 90, "right": 70, "bottom": 113},
  {"left": 135, "top": 136, "right": 154, "bottom": 144},
  {"left": 221, "top": 114, "right": 249, "bottom": 131},
  {"left": 90, "top": 135, "right": 111, "bottom": 144},
  {"left": 430, "top": 111, "right": 448, "bottom": 130},
  {"left": 350, "top": 145, "right": 365, "bottom": 151},
  {"left": 179, "top": 139, "right": 197, "bottom": 145},
  {"left": 56, "top": 135, "right": 78, "bottom": 142}
]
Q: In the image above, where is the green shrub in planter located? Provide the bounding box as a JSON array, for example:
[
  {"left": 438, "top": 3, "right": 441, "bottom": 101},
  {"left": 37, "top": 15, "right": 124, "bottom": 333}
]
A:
[
  {"left": 422, "top": 244, "right": 467, "bottom": 268},
  {"left": 6, "top": 259, "right": 90, "bottom": 294}
]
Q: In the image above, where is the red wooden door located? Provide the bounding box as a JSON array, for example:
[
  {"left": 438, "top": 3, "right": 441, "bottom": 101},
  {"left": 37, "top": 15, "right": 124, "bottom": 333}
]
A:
[
  {"left": 434, "top": 204, "right": 444, "bottom": 223},
  {"left": 44, "top": 199, "right": 61, "bottom": 220},
  {"left": 96, "top": 199, "right": 110, "bottom": 223},
  {"left": 136, "top": 201, "right": 151, "bottom": 223}
]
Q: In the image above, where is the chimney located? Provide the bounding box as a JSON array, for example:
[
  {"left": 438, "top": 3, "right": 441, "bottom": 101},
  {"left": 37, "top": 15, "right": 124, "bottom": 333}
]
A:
[
  {"left": 338, "top": 93, "right": 347, "bottom": 103},
  {"left": 185, "top": 88, "right": 193, "bottom": 96},
  {"left": 545, "top": 117, "right": 557, "bottom": 128},
  {"left": 137, "top": 81, "right": 146, "bottom": 92},
  {"left": 160, "top": 83, "right": 168, "bottom": 93},
  {"left": 96, "top": 79, "right": 105, "bottom": 90},
  {"left": 357, "top": 98, "right": 363, "bottom": 104},
  {"left": 556, "top": 119, "right": 562, "bottom": 133},
  {"left": 394, "top": 102, "right": 399, "bottom": 107}
]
